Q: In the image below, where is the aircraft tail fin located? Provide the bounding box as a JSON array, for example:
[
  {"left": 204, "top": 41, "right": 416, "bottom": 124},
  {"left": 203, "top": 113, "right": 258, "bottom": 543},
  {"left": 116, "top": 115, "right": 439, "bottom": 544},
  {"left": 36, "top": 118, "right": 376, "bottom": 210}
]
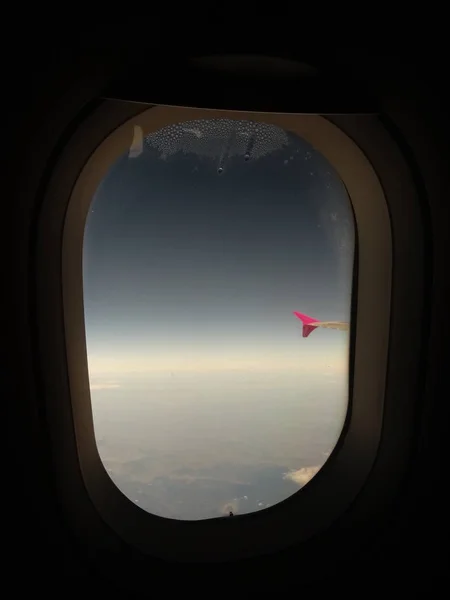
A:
[{"left": 293, "top": 311, "right": 319, "bottom": 338}]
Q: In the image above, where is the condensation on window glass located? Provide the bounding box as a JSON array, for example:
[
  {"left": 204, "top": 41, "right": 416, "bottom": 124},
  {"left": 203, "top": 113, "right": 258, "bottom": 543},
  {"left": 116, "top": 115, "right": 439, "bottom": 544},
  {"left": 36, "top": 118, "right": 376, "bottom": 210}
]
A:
[{"left": 83, "top": 115, "right": 355, "bottom": 520}]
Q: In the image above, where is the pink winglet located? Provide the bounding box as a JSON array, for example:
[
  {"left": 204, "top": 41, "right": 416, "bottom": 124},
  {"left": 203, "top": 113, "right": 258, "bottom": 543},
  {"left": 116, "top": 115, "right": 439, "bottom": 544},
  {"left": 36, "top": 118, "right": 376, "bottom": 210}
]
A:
[{"left": 293, "top": 311, "right": 319, "bottom": 338}]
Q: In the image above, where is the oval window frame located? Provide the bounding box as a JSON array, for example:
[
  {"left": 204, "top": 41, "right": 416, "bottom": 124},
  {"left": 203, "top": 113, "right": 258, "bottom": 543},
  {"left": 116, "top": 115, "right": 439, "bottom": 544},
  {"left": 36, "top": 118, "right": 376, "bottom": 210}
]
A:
[{"left": 37, "top": 102, "right": 397, "bottom": 562}]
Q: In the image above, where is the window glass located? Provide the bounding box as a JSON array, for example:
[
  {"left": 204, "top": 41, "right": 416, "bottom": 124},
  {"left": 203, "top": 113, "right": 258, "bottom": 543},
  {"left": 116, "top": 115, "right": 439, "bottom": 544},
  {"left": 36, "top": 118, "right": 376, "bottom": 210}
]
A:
[{"left": 83, "top": 116, "right": 355, "bottom": 520}]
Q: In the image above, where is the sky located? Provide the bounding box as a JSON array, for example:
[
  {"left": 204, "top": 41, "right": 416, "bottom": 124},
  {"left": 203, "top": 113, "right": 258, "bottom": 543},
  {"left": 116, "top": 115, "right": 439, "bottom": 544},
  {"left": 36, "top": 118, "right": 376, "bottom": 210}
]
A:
[{"left": 82, "top": 115, "right": 355, "bottom": 519}]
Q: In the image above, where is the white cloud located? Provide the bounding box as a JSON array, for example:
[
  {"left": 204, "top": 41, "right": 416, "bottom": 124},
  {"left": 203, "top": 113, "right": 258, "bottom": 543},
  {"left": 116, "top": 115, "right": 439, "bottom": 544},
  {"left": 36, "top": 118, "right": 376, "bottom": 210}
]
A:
[{"left": 283, "top": 465, "right": 321, "bottom": 486}]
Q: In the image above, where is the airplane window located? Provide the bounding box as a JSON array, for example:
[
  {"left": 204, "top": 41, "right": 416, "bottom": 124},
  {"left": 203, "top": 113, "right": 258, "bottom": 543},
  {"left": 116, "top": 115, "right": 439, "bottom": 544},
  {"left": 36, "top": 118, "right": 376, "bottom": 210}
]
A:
[{"left": 83, "top": 116, "right": 355, "bottom": 520}]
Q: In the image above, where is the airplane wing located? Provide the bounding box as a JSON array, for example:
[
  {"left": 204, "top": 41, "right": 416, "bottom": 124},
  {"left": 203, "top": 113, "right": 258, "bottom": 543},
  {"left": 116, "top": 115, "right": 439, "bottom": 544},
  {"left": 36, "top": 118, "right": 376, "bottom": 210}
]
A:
[
  {"left": 293, "top": 311, "right": 349, "bottom": 337},
  {"left": 312, "top": 321, "right": 350, "bottom": 331}
]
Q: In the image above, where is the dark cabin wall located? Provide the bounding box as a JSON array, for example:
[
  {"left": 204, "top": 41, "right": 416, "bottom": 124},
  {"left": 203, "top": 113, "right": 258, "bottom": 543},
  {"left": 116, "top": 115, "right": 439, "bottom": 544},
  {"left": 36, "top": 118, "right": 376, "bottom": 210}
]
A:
[{"left": 6, "top": 47, "right": 448, "bottom": 594}]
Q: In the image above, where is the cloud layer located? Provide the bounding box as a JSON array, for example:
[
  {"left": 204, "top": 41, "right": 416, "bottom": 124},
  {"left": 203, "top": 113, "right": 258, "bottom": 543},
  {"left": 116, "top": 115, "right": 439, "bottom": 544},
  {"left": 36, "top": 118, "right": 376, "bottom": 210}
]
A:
[{"left": 283, "top": 465, "right": 321, "bottom": 486}]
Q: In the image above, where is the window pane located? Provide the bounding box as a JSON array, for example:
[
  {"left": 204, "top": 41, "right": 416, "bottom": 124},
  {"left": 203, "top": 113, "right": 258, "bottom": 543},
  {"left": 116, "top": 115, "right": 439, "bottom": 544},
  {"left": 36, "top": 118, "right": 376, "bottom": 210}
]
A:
[{"left": 83, "top": 115, "right": 355, "bottom": 520}]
